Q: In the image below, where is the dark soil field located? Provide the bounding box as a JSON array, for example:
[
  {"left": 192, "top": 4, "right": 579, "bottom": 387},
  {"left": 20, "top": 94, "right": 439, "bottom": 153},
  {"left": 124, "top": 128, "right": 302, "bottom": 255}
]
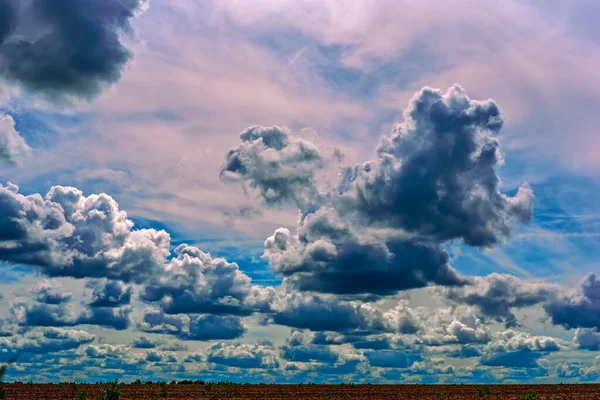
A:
[{"left": 2, "top": 383, "right": 600, "bottom": 400}]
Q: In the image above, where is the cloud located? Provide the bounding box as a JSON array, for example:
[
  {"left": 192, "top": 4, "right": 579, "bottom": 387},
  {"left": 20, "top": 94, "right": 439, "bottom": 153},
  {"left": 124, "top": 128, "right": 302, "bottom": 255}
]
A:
[
  {"left": 185, "top": 315, "right": 246, "bottom": 341},
  {"left": 546, "top": 273, "right": 600, "bottom": 330},
  {"left": 446, "top": 273, "right": 600, "bottom": 332},
  {"left": 85, "top": 343, "right": 132, "bottom": 359},
  {"left": 339, "top": 85, "right": 532, "bottom": 247},
  {"left": 280, "top": 330, "right": 339, "bottom": 363},
  {"left": 0, "top": 183, "right": 170, "bottom": 282},
  {"left": 0, "top": 0, "right": 14, "bottom": 44},
  {"left": 132, "top": 335, "right": 157, "bottom": 349},
  {"left": 82, "top": 343, "right": 149, "bottom": 373},
  {"left": 259, "top": 85, "right": 531, "bottom": 296},
  {"left": 8, "top": 279, "right": 131, "bottom": 330},
  {"left": 556, "top": 358, "right": 600, "bottom": 380},
  {"left": 271, "top": 291, "right": 377, "bottom": 332},
  {"left": 77, "top": 306, "right": 131, "bottom": 330},
  {"left": 57, "top": 344, "right": 148, "bottom": 379},
  {"left": 480, "top": 350, "right": 544, "bottom": 369},
  {"left": 32, "top": 280, "right": 72, "bottom": 305},
  {"left": 206, "top": 341, "right": 279, "bottom": 369},
  {"left": 418, "top": 307, "right": 491, "bottom": 346},
  {"left": 270, "top": 291, "right": 419, "bottom": 334},
  {"left": 9, "top": 281, "right": 77, "bottom": 327},
  {"left": 575, "top": 328, "right": 600, "bottom": 351},
  {"left": 140, "top": 243, "right": 275, "bottom": 316},
  {"left": 264, "top": 211, "right": 465, "bottom": 296},
  {"left": 10, "top": 298, "right": 77, "bottom": 327},
  {"left": 0, "top": 327, "right": 94, "bottom": 361},
  {"left": 444, "top": 273, "right": 558, "bottom": 327},
  {"left": 350, "top": 337, "right": 395, "bottom": 350},
  {"left": 0, "top": 0, "right": 596, "bottom": 381},
  {"left": 221, "top": 125, "right": 324, "bottom": 208},
  {"left": 133, "top": 335, "right": 189, "bottom": 351},
  {"left": 138, "top": 309, "right": 246, "bottom": 341},
  {"left": 139, "top": 309, "right": 186, "bottom": 336},
  {"left": 85, "top": 279, "right": 132, "bottom": 308},
  {"left": 160, "top": 341, "right": 188, "bottom": 352},
  {"left": 0, "top": 183, "right": 272, "bottom": 335},
  {"left": 0, "top": 0, "right": 148, "bottom": 100},
  {"left": 486, "top": 330, "right": 563, "bottom": 353},
  {"left": 0, "top": 114, "right": 30, "bottom": 165},
  {"left": 145, "top": 349, "right": 178, "bottom": 363},
  {"left": 447, "top": 345, "right": 482, "bottom": 359},
  {"left": 364, "top": 350, "right": 422, "bottom": 369}
]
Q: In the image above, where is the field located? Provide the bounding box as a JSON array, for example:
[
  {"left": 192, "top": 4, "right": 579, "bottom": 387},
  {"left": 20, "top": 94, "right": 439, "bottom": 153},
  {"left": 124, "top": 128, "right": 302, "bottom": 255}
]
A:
[{"left": 2, "top": 383, "right": 600, "bottom": 400}]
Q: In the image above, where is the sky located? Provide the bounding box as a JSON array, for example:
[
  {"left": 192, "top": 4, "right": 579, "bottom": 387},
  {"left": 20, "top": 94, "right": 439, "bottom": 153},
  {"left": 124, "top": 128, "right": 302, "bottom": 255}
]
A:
[{"left": 0, "top": 0, "right": 599, "bottom": 384}]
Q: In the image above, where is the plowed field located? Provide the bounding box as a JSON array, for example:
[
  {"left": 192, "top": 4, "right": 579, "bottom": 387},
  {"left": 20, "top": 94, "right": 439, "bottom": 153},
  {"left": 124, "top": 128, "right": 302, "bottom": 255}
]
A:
[{"left": 3, "top": 383, "right": 600, "bottom": 399}]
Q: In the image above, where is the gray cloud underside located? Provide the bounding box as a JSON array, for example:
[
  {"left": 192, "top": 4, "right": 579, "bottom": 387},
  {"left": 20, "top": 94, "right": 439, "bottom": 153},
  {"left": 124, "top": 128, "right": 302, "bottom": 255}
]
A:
[{"left": 0, "top": 0, "right": 147, "bottom": 99}]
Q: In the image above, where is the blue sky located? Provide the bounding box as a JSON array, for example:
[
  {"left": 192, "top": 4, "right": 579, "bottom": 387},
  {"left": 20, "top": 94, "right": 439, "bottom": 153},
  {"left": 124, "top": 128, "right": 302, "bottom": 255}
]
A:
[{"left": 0, "top": 0, "right": 599, "bottom": 384}]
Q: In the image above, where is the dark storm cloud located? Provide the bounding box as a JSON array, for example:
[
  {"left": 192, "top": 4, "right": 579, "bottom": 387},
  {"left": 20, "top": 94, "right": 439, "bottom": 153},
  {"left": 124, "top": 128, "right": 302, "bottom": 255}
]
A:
[
  {"left": 336, "top": 85, "right": 532, "bottom": 247},
  {"left": 545, "top": 273, "right": 600, "bottom": 330},
  {"left": 0, "top": 0, "right": 147, "bottom": 99},
  {"left": 85, "top": 279, "right": 132, "bottom": 308},
  {"left": 252, "top": 85, "right": 532, "bottom": 296},
  {"left": 221, "top": 125, "right": 324, "bottom": 208},
  {"left": 264, "top": 210, "right": 466, "bottom": 296}
]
